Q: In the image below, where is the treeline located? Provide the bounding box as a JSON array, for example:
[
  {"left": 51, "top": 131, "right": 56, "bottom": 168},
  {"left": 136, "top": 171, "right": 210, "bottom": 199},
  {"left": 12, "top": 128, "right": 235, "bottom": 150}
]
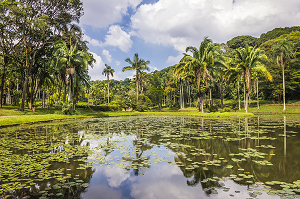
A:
[
  {"left": 0, "top": 0, "right": 299, "bottom": 113},
  {"left": 87, "top": 27, "right": 300, "bottom": 112}
]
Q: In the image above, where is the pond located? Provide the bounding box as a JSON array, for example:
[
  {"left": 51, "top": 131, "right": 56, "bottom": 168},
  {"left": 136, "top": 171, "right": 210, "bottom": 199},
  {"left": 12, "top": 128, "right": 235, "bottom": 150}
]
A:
[{"left": 0, "top": 116, "right": 300, "bottom": 199}]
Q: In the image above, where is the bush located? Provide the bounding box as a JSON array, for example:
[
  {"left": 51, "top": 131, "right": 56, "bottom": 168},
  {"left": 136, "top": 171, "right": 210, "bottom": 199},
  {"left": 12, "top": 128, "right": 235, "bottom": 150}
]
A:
[
  {"left": 220, "top": 107, "right": 232, "bottom": 113},
  {"left": 209, "top": 105, "right": 218, "bottom": 112},
  {"left": 62, "top": 102, "right": 75, "bottom": 115}
]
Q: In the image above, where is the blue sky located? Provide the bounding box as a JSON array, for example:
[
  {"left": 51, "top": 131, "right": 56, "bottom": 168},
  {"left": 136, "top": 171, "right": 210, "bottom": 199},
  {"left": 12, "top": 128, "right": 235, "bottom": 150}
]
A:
[{"left": 79, "top": 0, "right": 300, "bottom": 81}]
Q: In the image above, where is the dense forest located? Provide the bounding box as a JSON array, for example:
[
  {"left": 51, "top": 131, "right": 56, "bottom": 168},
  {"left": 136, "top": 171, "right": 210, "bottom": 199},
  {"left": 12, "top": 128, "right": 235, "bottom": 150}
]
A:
[{"left": 1, "top": 0, "right": 300, "bottom": 113}]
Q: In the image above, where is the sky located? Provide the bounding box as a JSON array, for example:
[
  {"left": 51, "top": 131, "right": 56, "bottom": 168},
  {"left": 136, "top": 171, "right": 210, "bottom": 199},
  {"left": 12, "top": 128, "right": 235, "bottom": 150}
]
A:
[{"left": 78, "top": 0, "right": 300, "bottom": 81}]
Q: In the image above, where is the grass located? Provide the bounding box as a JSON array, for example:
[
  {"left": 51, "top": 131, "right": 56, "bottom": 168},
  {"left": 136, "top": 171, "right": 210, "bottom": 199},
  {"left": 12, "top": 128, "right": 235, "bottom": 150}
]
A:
[
  {"left": 2, "top": 101, "right": 300, "bottom": 127},
  {"left": 0, "top": 105, "right": 254, "bottom": 127}
]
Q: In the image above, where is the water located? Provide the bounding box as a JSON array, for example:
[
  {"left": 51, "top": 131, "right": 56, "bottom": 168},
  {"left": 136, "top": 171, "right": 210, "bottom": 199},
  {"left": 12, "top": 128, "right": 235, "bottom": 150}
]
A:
[{"left": 1, "top": 116, "right": 300, "bottom": 199}]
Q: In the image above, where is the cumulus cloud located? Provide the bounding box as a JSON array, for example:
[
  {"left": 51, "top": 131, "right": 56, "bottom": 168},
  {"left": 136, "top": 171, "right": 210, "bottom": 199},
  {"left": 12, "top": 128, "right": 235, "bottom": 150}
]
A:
[
  {"left": 166, "top": 54, "right": 183, "bottom": 64},
  {"left": 131, "top": 0, "right": 300, "bottom": 53},
  {"left": 105, "top": 168, "right": 130, "bottom": 187},
  {"left": 83, "top": 34, "right": 102, "bottom": 47},
  {"left": 83, "top": 25, "right": 133, "bottom": 52},
  {"left": 84, "top": 25, "right": 133, "bottom": 53},
  {"left": 88, "top": 52, "right": 105, "bottom": 80},
  {"left": 80, "top": 0, "right": 143, "bottom": 28},
  {"left": 102, "top": 50, "right": 112, "bottom": 63},
  {"left": 104, "top": 25, "right": 133, "bottom": 52}
]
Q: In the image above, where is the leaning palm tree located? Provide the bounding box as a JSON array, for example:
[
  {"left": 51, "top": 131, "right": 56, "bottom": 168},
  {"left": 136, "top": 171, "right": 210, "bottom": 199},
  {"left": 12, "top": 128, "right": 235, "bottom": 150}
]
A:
[
  {"left": 175, "top": 37, "right": 218, "bottom": 112},
  {"left": 102, "top": 64, "right": 115, "bottom": 104},
  {"left": 271, "top": 39, "right": 294, "bottom": 111},
  {"left": 235, "top": 45, "right": 272, "bottom": 112},
  {"left": 122, "top": 53, "right": 150, "bottom": 102}
]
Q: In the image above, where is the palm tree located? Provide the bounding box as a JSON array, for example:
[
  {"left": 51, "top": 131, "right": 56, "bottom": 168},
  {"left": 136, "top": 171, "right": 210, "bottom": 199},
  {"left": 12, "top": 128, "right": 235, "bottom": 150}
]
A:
[
  {"left": 53, "top": 39, "right": 91, "bottom": 109},
  {"left": 271, "top": 39, "right": 294, "bottom": 111},
  {"left": 235, "top": 45, "right": 272, "bottom": 112},
  {"left": 102, "top": 64, "right": 114, "bottom": 104},
  {"left": 122, "top": 53, "right": 150, "bottom": 102},
  {"left": 175, "top": 37, "right": 217, "bottom": 112}
]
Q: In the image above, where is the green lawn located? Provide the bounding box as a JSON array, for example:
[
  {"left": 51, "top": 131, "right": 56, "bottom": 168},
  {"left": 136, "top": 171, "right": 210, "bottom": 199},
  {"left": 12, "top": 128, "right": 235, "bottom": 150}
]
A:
[{"left": 1, "top": 103, "right": 300, "bottom": 127}]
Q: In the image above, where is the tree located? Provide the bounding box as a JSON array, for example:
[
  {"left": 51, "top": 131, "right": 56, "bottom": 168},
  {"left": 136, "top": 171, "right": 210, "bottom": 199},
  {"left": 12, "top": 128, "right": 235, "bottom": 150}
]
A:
[
  {"left": 53, "top": 39, "right": 91, "bottom": 109},
  {"left": 122, "top": 53, "right": 150, "bottom": 102},
  {"left": 175, "top": 37, "right": 217, "bottom": 112},
  {"left": 102, "top": 64, "right": 114, "bottom": 104},
  {"left": 271, "top": 39, "right": 294, "bottom": 111},
  {"left": 235, "top": 45, "right": 272, "bottom": 112},
  {"left": 227, "top": 35, "right": 258, "bottom": 49}
]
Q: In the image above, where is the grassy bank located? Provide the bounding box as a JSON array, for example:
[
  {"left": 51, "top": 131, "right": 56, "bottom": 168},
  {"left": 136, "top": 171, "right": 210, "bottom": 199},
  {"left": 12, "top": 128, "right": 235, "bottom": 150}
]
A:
[
  {"left": 2, "top": 103, "right": 300, "bottom": 127},
  {"left": 0, "top": 105, "right": 254, "bottom": 127}
]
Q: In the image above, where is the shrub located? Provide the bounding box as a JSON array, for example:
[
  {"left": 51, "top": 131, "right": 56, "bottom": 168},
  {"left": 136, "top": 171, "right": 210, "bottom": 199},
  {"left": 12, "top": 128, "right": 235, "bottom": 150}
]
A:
[
  {"left": 62, "top": 102, "right": 75, "bottom": 115},
  {"left": 209, "top": 105, "right": 218, "bottom": 112}
]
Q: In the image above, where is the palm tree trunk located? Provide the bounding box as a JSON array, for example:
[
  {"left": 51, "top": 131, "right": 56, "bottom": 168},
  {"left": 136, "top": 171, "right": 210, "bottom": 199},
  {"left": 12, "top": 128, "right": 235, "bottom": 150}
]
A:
[
  {"left": 188, "top": 81, "right": 191, "bottom": 107},
  {"left": 182, "top": 82, "right": 185, "bottom": 109},
  {"left": 107, "top": 75, "right": 110, "bottom": 104},
  {"left": 200, "top": 93, "right": 204, "bottom": 113},
  {"left": 209, "top": 87, "right": 212, "bottom": 107},
  {"left": 244, "top": 83, "right": 246, "bottom": 110},
  {"left": 220, "top": 78, "right": 224, "bottom": 108},
  {"left": 136, "top": 70, "right": 139, "bottom": 103},
  {"left": 245, "top": 91, "right": 249, "bottom": 113},
  {"left": 257, "top": 79, "right": 259, "bottom": 110},
  {"left": 282, "top": 59, "right": 286, "bottom": 111},
  {"left": 238, "top": 79, "right": 241, "bottom": 110}
]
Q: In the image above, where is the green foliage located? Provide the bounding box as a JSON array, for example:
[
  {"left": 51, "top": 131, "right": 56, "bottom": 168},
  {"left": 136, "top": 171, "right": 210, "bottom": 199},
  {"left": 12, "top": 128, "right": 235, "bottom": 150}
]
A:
[
  {"left": 227, "top": 35, "right": 258, "bottom": 49},
  {"left": 258, "top": 26, "right": 300, "bottom": 46},
  {"left": 209, "top": 105, "right": 218, "bottom": 112},
  {"left": 62, "top": 102, "right": 75, "bottom": 115},
  {"left": 136, "top": 94, "right": 152, "bottom": 112}
]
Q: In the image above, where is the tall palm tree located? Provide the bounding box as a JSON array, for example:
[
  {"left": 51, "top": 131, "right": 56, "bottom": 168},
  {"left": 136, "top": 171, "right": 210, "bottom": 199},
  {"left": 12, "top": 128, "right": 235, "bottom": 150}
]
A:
[
  {"left": 175, "top": 37, "right": 217, "bottom": 112},
  {"left": 102, "top": 64, "right": 114, "bottom": 104},
  {"left": 271, "top": 39, "right": 294, "bottom": 111},
  {"left": 53, "top": 39, "right": 91, "bottom": 109},
  {"left": 122, "top": 53, "right": 150, "bottom": 102},
  {"left": 235, "top": 45, "right": 272, "bottom": 112}
]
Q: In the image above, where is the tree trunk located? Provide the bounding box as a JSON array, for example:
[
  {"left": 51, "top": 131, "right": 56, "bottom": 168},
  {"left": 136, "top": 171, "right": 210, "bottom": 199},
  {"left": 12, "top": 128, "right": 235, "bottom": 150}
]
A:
[
  {"left": 219, "top": 78, "right": 224, "bottom": 108},
  {"left": 245, "top": 91, "right": 249, "bottom": 113},
  {"left": 188, "top": 81, "right": 191, "bottom": 107},
  {"left": 244, "top": 83, "right": 246, "bottom": 110},
  {"left": 20, "top": 76, "right": 28, "bottom": 111},
  {"left": 238, "top": 79, "right": 241, "bottom": 110},
  {"left": 257, "top": 79, "right": 259, "bottom": 110},
  {"left": 136, "top": 70, "right": 139, "bottom": 103},
  {"left": 0, "top": 56, "right": 7, "bottom": 108},
  {"left": 282, "top": 57, "right": 286, "bottom": 111},
  {"left": 209, "top": 88, "right": 212, "bottom": 107},
  {"left": 200, "top": 93, "right": 204, "bottom": 113},
  {"left": 107, "top": 75, "right": 110, "bottom": 104}
]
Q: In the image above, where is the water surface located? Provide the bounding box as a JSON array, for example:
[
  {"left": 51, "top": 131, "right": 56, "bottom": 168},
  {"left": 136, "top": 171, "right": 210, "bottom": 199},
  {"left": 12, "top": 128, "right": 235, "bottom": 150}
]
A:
[{"left": 1, "top": 116, "right": 300, "bottom": 199}]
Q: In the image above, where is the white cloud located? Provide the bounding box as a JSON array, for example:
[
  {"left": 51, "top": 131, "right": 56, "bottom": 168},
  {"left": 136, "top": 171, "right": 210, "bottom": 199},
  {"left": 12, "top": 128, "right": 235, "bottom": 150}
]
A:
[
  {"left": 84, "top": 25, "right": 133, "bottom": 53},
  {"left": 166, "top": 54, "right": 183, "bottom": 64},
  {"left": 105, "top": 168, "right": 130, "bottom": 187},
  {"left": 88, "top": 52, "right": 105, "bottom": 80},
  {"left": 115, "top": 61, "right": 121, "bottom": 66},
  {"left": 102, "top": 50, "right": 112, "bottom": 63},
  {"left": 80, "top": 0, "right": 143, "bottom": 28},
  {"left": 131, "top": 0, "right": 300, "bottom": 52},
  {"left": 83, "top": 34, "right": 102, "bottom": 47},
  {"left": 149, "top": 65, "right": 158, "bottom": 72},
  {"left": 104, "top": 25, "right": 133, "bottom": 52}
]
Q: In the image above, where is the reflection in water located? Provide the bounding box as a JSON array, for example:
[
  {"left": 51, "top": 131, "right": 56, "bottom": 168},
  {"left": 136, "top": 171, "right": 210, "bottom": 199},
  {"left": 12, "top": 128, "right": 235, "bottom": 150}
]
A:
[{"left": 1, "top": 116, "right": 300, "bottom": 199}]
